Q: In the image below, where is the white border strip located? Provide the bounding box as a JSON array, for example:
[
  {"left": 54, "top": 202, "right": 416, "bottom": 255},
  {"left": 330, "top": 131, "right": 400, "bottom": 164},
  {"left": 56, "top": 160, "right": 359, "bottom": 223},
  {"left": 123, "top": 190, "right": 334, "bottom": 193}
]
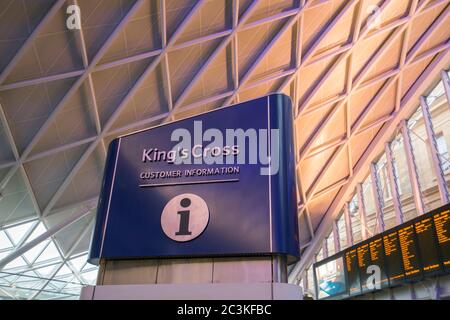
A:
[
  {"left": 139, "top": 178, "right": 239, "bottom": 188},
  {"left": 268, "top": 96, "right": 273, "bottom": 252}
]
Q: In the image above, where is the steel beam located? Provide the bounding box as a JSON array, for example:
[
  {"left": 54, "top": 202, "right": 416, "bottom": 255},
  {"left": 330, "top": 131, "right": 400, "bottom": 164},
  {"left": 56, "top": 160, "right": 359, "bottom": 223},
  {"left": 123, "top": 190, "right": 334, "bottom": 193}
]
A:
[
  {"left": 322, "top": 240, "right": 328, "bottom": 259},
  {"left": 231, "top": 0, "right": 240, "bottom": 102},
  {"left": 343, "top": 202, "right": 354, "bottom": 247},
  {"left": 370, "top": 163, "right": 385, "bottom": 233},
  {"left": 357, "top": 183, "right": 368, "bottom": 240},
  {"left": 74, "top": 0, "right": 106, "bottom": 156},
  {"left": 385, "top": 142, "right": 404, "bottom": 224},
  {"left": 401, "top": 120, "right": 425, "bottom": 215},
  {"left": 442, "top": 70, "right": 450, "bottom": 111},
  {"left": 160, "top": 0, "right": 173, "bottom": 112},
  {"left": 332, "top": 219, "right": 341, "bottom": 252},
  {"left": 420, "top": 96, "right": 450, "bottom": 204}
]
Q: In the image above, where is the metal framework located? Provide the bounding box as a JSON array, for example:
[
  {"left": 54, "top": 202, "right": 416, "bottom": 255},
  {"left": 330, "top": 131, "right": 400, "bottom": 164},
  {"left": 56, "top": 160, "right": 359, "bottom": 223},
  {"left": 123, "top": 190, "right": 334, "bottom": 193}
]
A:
[
  {"left": 370, "top": 163, "right": 385, "bottom": 233},
  {"left": 294, "top": 69, "right": 450, "bottom": 297},
  {"left": 0, "top": 0, "right": 448, "bottom": 299},
  {"left": 420, "top": 96, "right": 450, "bottom": 204},
  {"left": 384, "top": 142, "right": 404, "bottom": 225}
]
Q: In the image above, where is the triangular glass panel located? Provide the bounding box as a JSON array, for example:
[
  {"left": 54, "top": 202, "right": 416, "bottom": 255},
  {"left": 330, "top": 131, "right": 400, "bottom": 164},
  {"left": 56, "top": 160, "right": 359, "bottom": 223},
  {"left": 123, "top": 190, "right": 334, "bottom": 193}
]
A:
[
  {"left": 81, "top": 269, "right": 98, "bottom": 284},
  {"left": 4, "top": 256, "right": 28, "bottom": 270},
  {"left": 23, "top": 240, "right": 50, "bottom": 264},
  {"left": 54, "top": 264, "right": 73, "bottom": 278},
  {"left": 0, "top": 231, "right": 12, "bottom": 250},
  {"left": 35, "top": 264, "right": 58, "bottom": 278},
  {"left": 24, "top": 223, "right": 46, "bottom": 243},
  {"left": 34, "top": 241, "right": 61, "bottom": 264},
  {"left": 69, "top": 255, "right": 87, "bottom": 272},
  {"left": 5, "top": 221, "right": 36, "bottom": 246}
]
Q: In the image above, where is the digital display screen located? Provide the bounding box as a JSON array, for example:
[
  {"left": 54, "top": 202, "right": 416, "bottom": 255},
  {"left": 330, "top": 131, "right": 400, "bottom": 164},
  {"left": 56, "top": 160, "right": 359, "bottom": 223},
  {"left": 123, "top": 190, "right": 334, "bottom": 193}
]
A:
[
  {"left": 315, "top": 256, "right": 346, "bottom": 299},
  {"left": 398, "top": 225, "right": 422, "bottom": 279},
  {"left": 314, "top": 203, "right": 450, "bottom": 299},
  {"left": 433, "top": 209, "right": 450, "bottom": 271},
  {"left": 369, "top": 237, "right": 389, "bottom": 289},
  {"left": 383, "top": 231, "right": 405, "bottom": 286},
  {"left": 357, "top": 243, "right": 372, "bottom": 293},
  {"left": 345, "top": 249, "right": 361, "bottom": 296},
  {"left": 414, "top": 217, "right": 441, "bottom": 275}
]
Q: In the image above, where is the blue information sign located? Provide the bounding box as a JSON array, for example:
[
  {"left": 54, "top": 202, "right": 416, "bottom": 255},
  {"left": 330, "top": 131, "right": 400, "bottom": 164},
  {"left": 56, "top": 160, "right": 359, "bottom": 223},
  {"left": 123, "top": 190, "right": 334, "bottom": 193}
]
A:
[{"left": 89, "top": 93, "right": 299, "bottom": 264}]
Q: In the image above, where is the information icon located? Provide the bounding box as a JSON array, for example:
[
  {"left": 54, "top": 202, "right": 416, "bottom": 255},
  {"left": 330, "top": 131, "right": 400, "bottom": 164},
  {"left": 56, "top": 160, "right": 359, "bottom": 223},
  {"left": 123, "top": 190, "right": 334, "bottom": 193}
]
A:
[{"left": 160, "top": 193, "right": 209, "bottom": 242}]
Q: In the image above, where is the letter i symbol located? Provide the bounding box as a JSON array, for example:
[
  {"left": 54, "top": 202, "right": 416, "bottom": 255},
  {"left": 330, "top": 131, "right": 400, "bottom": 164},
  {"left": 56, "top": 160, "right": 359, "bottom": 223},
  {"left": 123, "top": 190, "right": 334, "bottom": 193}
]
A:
[
  {"left": 175, "top": 198, "right": 192, "bottom": 236},
  {"left": 161, "top": 193, "right": 209, "bottom": 242}
]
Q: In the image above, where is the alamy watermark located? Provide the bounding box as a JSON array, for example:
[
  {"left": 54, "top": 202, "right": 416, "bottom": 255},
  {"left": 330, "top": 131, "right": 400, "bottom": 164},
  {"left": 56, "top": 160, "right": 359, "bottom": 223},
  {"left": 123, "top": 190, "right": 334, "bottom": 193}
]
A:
[
  {"left": 367, "top": 5, "right": 382, "bottom": 30},
  {"left": 141, "top": 121, "right": 280, "bottom": 176},
  {"left": 366, "top": 264, "right": 381, "bottom": 290},
  {"left": 66, "top": 5, "right": 81, "bottom": 30},
  {"left": 65, "top": 4, "right": 383, "bottom": 32}
]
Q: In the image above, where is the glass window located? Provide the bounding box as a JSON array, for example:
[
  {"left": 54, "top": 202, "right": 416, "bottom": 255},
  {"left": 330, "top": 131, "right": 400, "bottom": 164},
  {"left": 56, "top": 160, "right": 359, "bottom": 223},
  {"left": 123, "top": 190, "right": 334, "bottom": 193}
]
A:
[
  {"left": 25, "top": 223, "right": 47, "bottom": 244},
  {"left": 46, "top": 279, "right": 70, "bottom": 292},
  {"left": 376, "top": 155, "right": 392, "bottom": 200},
  {"left": 298, "top": 278, "right": 304, "bottom": 292},
  {"left": 393, "top": 161, "right": 402, "bottom": 195},
  {"left": 35, "top": 264, "right": 58, "bottom": 278},
  {"left": 391, "top": 134, "right": 417, "bottom": 222},
  {"left": 374, "top": 156, "right": 397, "bottom": 230},
  {"left": 427, "top": 76, "right": 450, "bottom": 206},
  {"left": 337, "top": 211, "right": 347, "bottom": 249},
  {"left": 35, "top": 241, "right": 61, "bottom": 264},
  {"left": 362, "top": 176, "right": 381, "bottom": 236},
  {"left": 306, "top": 266, "right": 315, "bottom": 297},
  {"left": 23, "top": 240, "right": 49, "bottom": 264},
  {"left": 61, "top": 282, "right": 84, "bottom": 295},
  {"left": 326, "top": 231, "right": 335, "bottom": 256},
  {"left": 316, "top": 248, "right": 324, "bottom": 262},
  {"left": 54, "top": 264, "right": 73, "bottom": 278},
  {"left": 5, "top": 220, "right": 36, "bottom": 246},
  {"left": 426, "top": 81, "right": 444, "bottom": 105},
  {"left": 0, "top": 231, "right": 13, "bottom": 250},
  {"left": 436, "top": 133, "right": 450, "bottom": 172},
  {"left": 81, "top": 270, "right": 98, "bottom": 284},
  {"left": 349, "top": 194, "right": 362, "bottom": 244},
  {"left": 408, "top": 106, "right": 442, "bottom": 212},
  {"left": 69, "top": 255, "right": 87, "bottom": 272},
  {"left": 4, "top": 257, "right": 28, "bottom": 270}
]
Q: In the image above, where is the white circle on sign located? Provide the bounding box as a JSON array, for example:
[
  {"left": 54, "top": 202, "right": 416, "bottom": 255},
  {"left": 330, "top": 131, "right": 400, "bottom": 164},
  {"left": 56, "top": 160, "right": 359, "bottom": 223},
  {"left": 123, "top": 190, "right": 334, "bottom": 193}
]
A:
[{"left": 161, "top": 193, "right": 209, "bottom": 242}]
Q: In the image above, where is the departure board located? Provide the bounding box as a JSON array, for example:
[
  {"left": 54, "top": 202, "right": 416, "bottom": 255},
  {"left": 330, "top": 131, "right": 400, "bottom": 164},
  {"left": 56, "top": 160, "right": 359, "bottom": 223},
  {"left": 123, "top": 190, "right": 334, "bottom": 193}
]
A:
[
  {"left": 369, "top": 237, "right": 389, "bottom": 289},
  {"left": 433, "top": 209, "right": 450, "bottom": 271},
  {"left": 357, "top": 243, "right": 372, "bottom": 293},
  {"left": 414, "top": 217, "right": 441, "bottom": 275},
  {"left": 383, "top": 231, "right": 405, "bottom": 286},
  {"left": 314, "top": 203, "right": 450, "bottom": 299},
  {"left": 398, "top": 225, "right": 422, "bottom": 280},
  {"left": 345, "top": 249, "right": 361, "bottom": 296}
]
